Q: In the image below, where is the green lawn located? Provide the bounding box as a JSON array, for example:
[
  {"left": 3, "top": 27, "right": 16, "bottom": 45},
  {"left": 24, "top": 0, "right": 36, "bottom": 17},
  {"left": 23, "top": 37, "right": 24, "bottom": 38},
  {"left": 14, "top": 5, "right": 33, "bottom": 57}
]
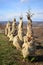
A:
[{"left": 0, "top": 33, "right": 23, "bottom": 65}]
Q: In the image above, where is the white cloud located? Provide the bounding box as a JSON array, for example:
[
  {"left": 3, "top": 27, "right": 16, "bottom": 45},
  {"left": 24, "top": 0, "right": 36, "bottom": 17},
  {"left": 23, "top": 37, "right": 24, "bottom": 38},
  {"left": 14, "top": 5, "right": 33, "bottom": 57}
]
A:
[
  {"left": 0, "top": 10, "right": 43, "bottom": 21},
  {"left": 20, "top": 0, "right": 28, "bottom": 3},
  {"left": 0, "top": 12, "right": 21, "bottom": 21},
  {"left": 31, "top": 10, "right": 43, "bottom": 21}
]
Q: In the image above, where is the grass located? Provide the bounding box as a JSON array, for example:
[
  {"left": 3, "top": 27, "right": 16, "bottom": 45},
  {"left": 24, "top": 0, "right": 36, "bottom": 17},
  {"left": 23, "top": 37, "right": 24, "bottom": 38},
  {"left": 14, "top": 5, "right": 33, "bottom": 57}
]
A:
[
  {"left": 0, "top": 33, "right": 43, "bottom": 65},
  {"left": 0, "top": 33, "right": 23, "bottom": 65}
]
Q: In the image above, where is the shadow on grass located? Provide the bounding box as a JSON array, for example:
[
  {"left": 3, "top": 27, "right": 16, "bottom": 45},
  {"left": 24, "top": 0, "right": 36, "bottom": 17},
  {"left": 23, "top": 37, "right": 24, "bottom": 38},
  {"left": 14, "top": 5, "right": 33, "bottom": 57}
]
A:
[
  {"left": 35, "top": 41, "right": 43, "bottom": 49},
  {"left": 36, "top": 46, "right": 43, "bottom": 49},
  {"left": 28, "top": 55, "right": 43, "bottom": 62}
]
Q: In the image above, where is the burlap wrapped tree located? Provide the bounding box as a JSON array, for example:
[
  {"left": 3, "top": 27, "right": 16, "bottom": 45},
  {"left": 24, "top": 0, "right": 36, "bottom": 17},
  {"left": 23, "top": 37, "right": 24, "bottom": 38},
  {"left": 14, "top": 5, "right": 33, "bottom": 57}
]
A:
[
  {"left": 5, "top": 21, "right": 11, "bottom": 38},
  {"left": 22, "top": 10, "right": 35, "bottom": 58},
  {"left": 9, "top": 18, "right": 17, "bottom": 41},
  {"left": 13, "top": 17, "right": 24, "bottom": 50}
]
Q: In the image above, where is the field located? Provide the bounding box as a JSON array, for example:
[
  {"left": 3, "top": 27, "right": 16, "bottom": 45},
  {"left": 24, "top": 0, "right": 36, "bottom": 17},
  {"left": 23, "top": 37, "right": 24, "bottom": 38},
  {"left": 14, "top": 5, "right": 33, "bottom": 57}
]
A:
[{"left": 0, "top": 22, "right": 43, "bottom": 65}]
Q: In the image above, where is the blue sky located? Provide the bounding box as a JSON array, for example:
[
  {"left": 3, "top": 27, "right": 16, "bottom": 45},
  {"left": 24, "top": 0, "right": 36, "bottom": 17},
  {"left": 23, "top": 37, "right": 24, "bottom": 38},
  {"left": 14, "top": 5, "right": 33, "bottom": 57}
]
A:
[{"left": 0, "top": 0, "right": 43, "bottom": 21}]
